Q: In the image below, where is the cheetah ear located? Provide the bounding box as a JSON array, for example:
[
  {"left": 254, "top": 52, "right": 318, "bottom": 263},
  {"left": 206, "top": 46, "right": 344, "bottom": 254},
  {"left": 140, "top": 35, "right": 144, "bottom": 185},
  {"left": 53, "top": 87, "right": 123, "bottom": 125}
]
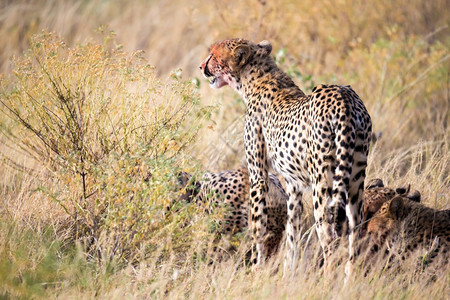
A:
[
  {"left": 388, "top": 197, "right": 404, "bottom": 219},
  {"left": 395, "top": 184, "right": 410, "bottom": 196},
  {"left": 406, "top": 190, "right": 421, "bottom": 203},
  {"left": 367, "top": 178, "right": 384, "bottom": 189},
  {"left": 231, "top": 44, "right": 251, "bottom": 68},
  {"left": 257, "top": 40, "right": 272, "bottom": 55}
]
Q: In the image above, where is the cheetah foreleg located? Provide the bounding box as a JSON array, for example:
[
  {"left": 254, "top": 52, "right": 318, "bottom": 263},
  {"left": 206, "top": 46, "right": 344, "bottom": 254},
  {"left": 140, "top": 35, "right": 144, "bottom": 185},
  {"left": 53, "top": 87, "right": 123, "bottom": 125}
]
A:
[{"left": 249, "top": 179, "right": 268, "bottom": 267}]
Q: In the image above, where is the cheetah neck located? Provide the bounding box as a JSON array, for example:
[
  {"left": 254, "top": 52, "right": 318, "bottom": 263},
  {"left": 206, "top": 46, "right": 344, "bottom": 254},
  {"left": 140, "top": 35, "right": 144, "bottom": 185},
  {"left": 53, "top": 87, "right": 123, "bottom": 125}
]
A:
[{"left": 234, "top": 59, "right": 306, "bottom": 111}]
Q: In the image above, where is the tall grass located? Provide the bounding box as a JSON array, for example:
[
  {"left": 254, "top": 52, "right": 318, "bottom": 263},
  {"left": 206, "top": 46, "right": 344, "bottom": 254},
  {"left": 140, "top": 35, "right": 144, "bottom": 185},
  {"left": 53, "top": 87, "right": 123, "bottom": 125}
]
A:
[
  {"left": 0, "top": 0, "right": 448, "bottom": 298},
  {"left": 0, "top": 0, "right": 448, "bottom": 77}
]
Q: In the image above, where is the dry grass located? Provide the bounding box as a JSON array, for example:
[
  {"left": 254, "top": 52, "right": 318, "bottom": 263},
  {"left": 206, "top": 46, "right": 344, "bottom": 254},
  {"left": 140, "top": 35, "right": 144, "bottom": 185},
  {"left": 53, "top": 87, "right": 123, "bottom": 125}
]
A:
[{"left": 0, "top": 0, "right": 449, "bottom": 298}]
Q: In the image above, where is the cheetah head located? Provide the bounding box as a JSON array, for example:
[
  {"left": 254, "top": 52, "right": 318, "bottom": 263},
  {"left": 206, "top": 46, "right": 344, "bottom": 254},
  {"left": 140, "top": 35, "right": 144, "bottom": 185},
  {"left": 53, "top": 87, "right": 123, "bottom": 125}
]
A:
[
  {"left": 199, "top": 39, "right": 272, "bottom": 90},
  {"left": 176, "top": 171, "right": 201, "bottom": 202},
  {"left": 363, "top": 178, "right": 421, "bottom": 223},
  {"left": 367, "top": 196, "right": 408, "bottom": 248}
]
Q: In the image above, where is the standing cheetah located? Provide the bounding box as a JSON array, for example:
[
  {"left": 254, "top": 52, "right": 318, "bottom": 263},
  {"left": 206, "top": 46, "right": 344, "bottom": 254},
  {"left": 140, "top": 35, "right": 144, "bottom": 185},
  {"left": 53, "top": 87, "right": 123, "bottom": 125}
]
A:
[{"left": 200, "top": 38, "right": 372, "bottom": 277}]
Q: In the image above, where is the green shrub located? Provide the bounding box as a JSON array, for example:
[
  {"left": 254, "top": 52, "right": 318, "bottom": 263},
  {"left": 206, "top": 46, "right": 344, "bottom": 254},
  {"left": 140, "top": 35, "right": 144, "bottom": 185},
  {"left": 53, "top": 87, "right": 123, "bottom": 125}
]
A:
[{"left": 0, "top": 31, "right": 216, "bottom": 264}]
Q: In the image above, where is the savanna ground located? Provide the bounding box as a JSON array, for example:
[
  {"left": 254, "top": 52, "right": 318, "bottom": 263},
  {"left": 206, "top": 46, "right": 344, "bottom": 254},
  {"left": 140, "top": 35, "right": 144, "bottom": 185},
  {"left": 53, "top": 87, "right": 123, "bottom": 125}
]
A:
[{"left": 0, "top": 0, "right": 448, "bottom": 298}]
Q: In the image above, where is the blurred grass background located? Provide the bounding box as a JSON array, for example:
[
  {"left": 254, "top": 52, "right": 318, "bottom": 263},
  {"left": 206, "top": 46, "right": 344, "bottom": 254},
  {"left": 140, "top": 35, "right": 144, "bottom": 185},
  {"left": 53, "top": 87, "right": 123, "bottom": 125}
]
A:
[{"left": 0, "top": 0, "right": 448, "bottom": 298}]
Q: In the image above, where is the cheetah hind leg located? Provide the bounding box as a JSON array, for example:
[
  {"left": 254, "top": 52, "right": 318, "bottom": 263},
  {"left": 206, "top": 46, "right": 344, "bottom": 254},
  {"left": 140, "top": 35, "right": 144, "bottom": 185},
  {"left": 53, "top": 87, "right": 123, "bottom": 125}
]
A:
[
  {"left": 344, "top": 142, "right": 368, "bottom": 282},
  {"left": 309, "top": 155, "right": 341, "bottom": 277},
  {"left": 283, "top": 182, "right": 303, "bottom": 278}
]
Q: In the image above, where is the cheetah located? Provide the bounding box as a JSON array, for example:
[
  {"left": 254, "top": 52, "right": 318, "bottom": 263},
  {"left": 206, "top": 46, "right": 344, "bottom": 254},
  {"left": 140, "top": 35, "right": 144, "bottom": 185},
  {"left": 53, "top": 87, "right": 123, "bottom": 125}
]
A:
[
  {"left": 364, "top": 178, "right": 421, "bottom": 224},
  {"left": 178, "top": 170, "right": 419, "bottom": 259},
  {"left": 200, "top": 38, "right": 372, "bottom": 277},
  {"left": 178, "top": 166, "right": 288, "bottom": 256},
  {"left": 366, "top": 196, "right": 450, "bottom": 268}
]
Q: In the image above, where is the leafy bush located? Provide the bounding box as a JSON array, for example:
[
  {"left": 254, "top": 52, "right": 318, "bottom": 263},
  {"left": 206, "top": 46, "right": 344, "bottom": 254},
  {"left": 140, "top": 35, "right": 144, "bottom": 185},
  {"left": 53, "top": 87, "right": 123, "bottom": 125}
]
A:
[{"left": 0, "top": 31, "right": 215, "bottom": 264}]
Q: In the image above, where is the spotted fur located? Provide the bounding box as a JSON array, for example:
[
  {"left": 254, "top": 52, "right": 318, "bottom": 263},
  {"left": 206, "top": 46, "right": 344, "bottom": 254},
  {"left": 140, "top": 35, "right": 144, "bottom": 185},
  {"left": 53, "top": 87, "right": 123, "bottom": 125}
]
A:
[
  {"left": 200, "top": 38, "right": 372, "bottom": 278},
  {"left": 178, "top": 166, "right": 287, "bottom": 255},
  {"left": 367, "top": 196, "right": 450, "bottom": 267},
  {"left": 364, "top": 178, "right": 421, "bottom": 224},
  {"left": 179, "top": 171, "right": 419, "bottom": 259}
]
